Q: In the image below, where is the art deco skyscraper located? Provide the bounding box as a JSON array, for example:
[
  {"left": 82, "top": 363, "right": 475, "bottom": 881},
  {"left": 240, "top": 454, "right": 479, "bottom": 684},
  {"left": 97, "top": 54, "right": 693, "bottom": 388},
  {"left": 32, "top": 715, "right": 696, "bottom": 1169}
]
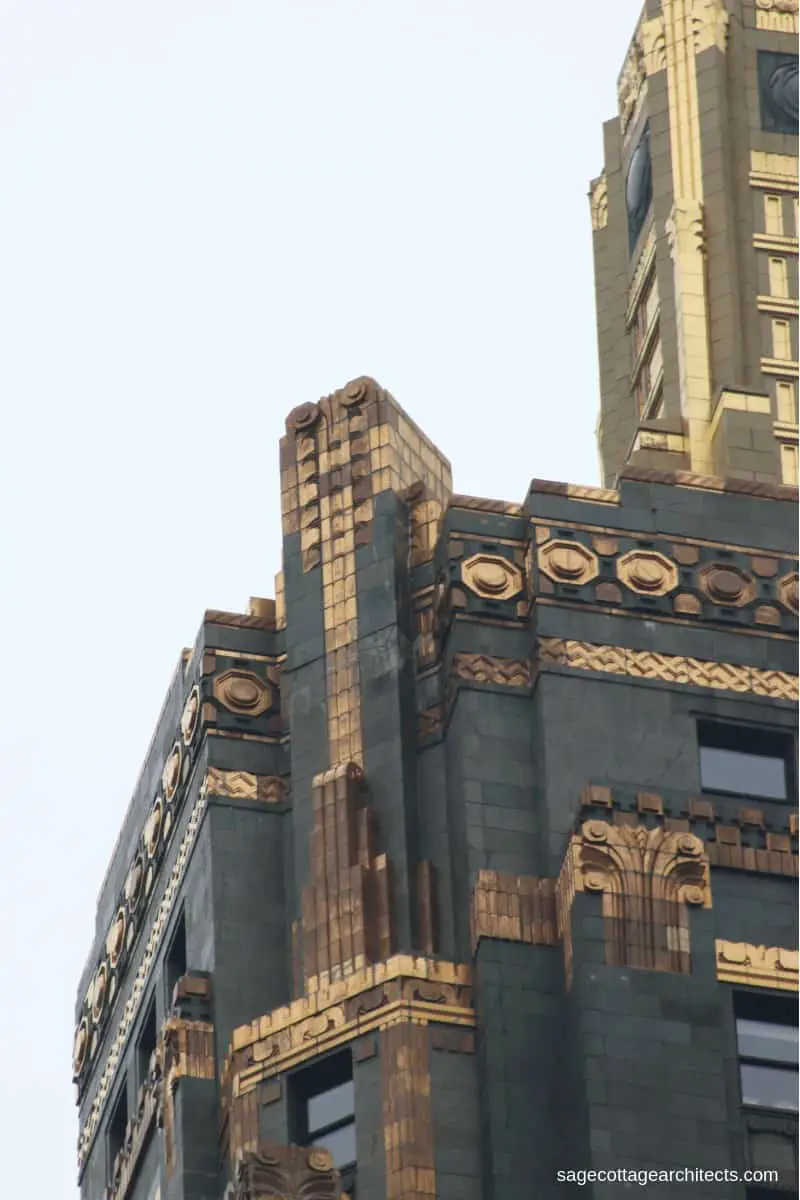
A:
[
  {"left": 590, "top": 0, "right": 798, "bottom": 487},
  {"left": 74, "top": 7, "right": 798, "bottom": 1200}
]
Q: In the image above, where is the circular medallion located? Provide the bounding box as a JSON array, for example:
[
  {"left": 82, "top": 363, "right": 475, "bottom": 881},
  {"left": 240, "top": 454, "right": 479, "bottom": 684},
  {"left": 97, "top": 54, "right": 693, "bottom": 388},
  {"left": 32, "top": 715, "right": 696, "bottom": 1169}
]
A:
[
  {"left": 699, "top": 563, "right": 754, "bottom": 607},
  {"left": 106, "top": 908, "right": 126, "bottom": 969},
  {"left": 342, "top": 379, "right": 369, "bottom": 405},
  {"left": 125, "top": 858, "right": 144, "bottom": 912},
  {"left": 677, "top": 833, "right": 702, "bottom": 857},
  {"left": 617, "top": 550, "right": 679, "bottom": 596},
  {"left": 286, "top": 401, "right": 320, "bottom": 431},
  {"left": 462, "top": 553, "right": 524, "bottom": 601},
  {"left": 180, "top": 685, "right": 200, "bottom": 746},
  {"left": 538, "top": 539, "right": 599, "bottom": 587},
  {"left": 308, "top": 1148, "right": 334, "bottom": 1172},
  {"left": 144, "top": 800, "right": 163, "bottom": 859},
  {"left": 72, "top": 1020, "right": 89, "bottom": 1078},
  {"left": 214, "top": 670, "right": 273, "bottom": 717},
  {"left": 683, "top": 885, "right": 705, "bottom": 907},
  {"left": 585, "top": 821, "right": 610, "bottom": 843},
  {"left": 162, "top": 744, "right": 182, "bottom": 801},
  {"left": 91, "top": 963, "right": 108, "bottom": 1023},
  {"left": 584, "top": 870, "right": 607, "bottom": 892}
]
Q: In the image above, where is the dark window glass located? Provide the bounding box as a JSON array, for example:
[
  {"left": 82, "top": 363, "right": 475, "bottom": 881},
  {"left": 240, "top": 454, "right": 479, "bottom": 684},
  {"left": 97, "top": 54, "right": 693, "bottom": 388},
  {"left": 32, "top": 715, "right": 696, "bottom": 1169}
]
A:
[
  {"left": 312, "top": 1122, "right": 357, "bottom": 1168},
  {"left": 698, "top": 722, "right": 791, "bottom": 801},
  {"left": 107, "top": 1081, "right": 128, "bottom": 1179},
  {"left": 292, "top": 1051, "right": 355, "bottom": 1171},
  {"left": 165, "top": 912, "right": 187, "bottom": 1008},
  {"left": 308, "top": 1079, "right": 355, "bottom": 1134},
  {"left": 137, "top": 997, "right": 158, "bottom": 1086},
  {"left": 758, "top": 51, "right": 798, "bottom": 135},
  {"left": 738, "top": 1019, "right": 799, "bottom": 1066},
  {"left": 740, "top": 1063, "right": 798, "bottom": 1112}
]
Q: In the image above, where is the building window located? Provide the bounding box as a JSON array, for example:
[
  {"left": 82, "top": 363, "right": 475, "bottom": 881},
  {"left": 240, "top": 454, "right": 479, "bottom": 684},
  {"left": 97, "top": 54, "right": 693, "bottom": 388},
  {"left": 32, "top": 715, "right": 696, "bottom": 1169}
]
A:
[
  {"left": 736, "top": 995, "right": 798, "bottom": 1113},
  {"left": 781, "top": 443, "right": 799, "bottom": 487},
  {"left": 769, "top": 258, "right": 789, "bottom": 299},
  {"left": 772, "top": 320, "right": 793, "bottom": 361},
  {"left": 165, "top": 911, "right": 187, "bottom": 1010},
  {"left": 107, "top": 1078, "right": 129, "bottom": 1181},
  {"left": 137, "top": 996, "right": 158, "bottom": 1088},
  {"left": 698, "top": 722, "right": 792, "bottom": 801},
  {"left": 291, "top": 1051, "right": 356, "bottom": 1180},
  {"left": 765, "top": 196, "right": 784, "bottom": 237},
  {"left": 776, "top": 381, "right": 796, "bottom": 424}
]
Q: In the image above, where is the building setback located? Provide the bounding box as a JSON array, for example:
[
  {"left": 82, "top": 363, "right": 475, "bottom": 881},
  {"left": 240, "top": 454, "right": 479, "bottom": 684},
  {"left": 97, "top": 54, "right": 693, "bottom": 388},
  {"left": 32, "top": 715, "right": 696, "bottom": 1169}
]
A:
[{"left": 75, "top": 4, "right": 799, "bottom": 1200}]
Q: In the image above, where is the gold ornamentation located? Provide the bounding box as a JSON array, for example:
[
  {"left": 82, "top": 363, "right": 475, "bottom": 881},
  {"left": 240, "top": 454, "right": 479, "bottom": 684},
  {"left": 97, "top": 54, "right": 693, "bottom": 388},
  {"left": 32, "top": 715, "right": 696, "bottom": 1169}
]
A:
[
  {"left": 214, "top": 670, "right": 273, "bottom": 718},
  {"left": 78, "top": 779, "right": 209, "bottom": 1170},
  {"left": 471, "top": 872, "right": 557, "bottom": 950},
  {"left": 617, "top": 549, "right": 679, "bottom": 596},
  {"left": 125, "top": 857, "right": 144, "bottom": 911},
  {"left": 206, "top": 768, "right": 288, "bottom": 804},
  {"left": 302, "top": 763, "right": 392, "bottom": 987},
  {"left": 162, "top": 743, "right": 182, "bottom": 801},
  {"left": 537, "top": 539, "right": 599, "bottom": 586},
  {"left": 233, "top": 1144, "right": 343, "bottom": 1199},
  {"left": 90, "top": 963, "right": 108, "bottom": 1022},
  {"left": 308, "top": 1148, "right": 334, "bottom": 1173},
  {"left": 450, "top": 493, "right": 523, "bottom": 516},
  {"left": 692, "top": 0, "right": 730, "bottom": 52},
  {"left": 699, "top": 563, "right": 755, "bottom": 607},
  {"left": 72, "top": 1020, "right": 89, "bottom": 1079},
  {"left": 640, "top": 15, "right": 666, "bottom": 75},
  {"left": 144, "top": 799, "right": 163, "bottom": 859},
  {"left": 223, "top": 957, "right": 473, "bottom": 1098},
  {"left": 382, "top": 1021, "right": 436, "bottom": 1199},
  {"left": 461, "top": 553, "right": 523, "bottom": 601},
  {"left": 618, "top": 29, "right": 646, "bottom": 135},
  {"left": 590, "top": 176, "right": 608, "bottom": 231},
  {"left": 716, "top": 940, "right": 799, "bottom": 992},
  {"left": 674, "top": 593, "right": 702, "bottom": 615},
  {"left": 158, "top": 1017, "right": 216, "bottom": 1177},
  {"left": 280, "top": 378, "right": 451, "bottom": 765},
  {"left": 756, "top": 0, "right": 799, "bottom": 33},
  {"left": 180, "top": 686, "right": 200, "bottom": 746},
  {"left": 451, "top": 652, "right": 531, "bottom": 688},
  {"left": 558, "top": 820, "right": 710, "bottom": 983},
  {"left": 106, "top": 909, "right": 126, "bottom": 970},
  {"left": 107, "top": 1077, "right": 158, "bottom": 1200},
  {"left": 778, "top": 572, "right": 799, "bottom": 614},
  {"left": 537, "top": 637, "right": 798, "bottom": 701}
]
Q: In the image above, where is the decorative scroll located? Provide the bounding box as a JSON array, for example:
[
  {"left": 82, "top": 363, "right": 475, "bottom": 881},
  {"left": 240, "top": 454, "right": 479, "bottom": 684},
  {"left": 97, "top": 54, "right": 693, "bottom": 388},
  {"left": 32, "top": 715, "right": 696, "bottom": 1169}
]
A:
[
  {"left": 451, "top": 653, "right": 531, "bottom": 688},
  {"left": 233, "top": 1144, "right": 342, "bottom": 1199},
  {"left": 716, "top": 941, "right": 799, "bottom": 992},
  {"left": 558, "top": 820, "right": 710, "bottom": 985}
]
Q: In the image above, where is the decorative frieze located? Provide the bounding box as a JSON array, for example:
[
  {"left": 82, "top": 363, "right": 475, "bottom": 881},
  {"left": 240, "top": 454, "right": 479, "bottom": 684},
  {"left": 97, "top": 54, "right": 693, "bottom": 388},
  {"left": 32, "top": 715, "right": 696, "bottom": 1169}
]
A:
[{"left": 716, "top": 941, "right": 799, "bottom": 991}]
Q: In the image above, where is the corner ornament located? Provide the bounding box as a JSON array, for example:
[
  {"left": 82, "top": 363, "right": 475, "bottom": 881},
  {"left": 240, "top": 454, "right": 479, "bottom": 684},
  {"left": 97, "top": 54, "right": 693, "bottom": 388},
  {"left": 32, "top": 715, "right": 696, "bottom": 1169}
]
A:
[{"left": 557, "top": 820, "right": 710, "bottom": 982}]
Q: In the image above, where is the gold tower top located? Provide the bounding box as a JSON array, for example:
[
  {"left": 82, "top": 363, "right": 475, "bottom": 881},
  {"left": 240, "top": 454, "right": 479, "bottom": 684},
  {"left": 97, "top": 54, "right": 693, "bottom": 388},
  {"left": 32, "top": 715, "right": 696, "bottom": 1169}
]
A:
[{"left": 590, "top": 0, "right": 798, "bottom": 488}]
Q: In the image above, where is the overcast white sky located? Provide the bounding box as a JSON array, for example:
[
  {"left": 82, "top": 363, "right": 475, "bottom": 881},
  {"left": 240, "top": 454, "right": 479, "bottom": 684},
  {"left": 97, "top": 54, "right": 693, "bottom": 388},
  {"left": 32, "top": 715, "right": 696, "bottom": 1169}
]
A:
[{"left": 1, "top": 2, "right": 640, "bottom": 1193}]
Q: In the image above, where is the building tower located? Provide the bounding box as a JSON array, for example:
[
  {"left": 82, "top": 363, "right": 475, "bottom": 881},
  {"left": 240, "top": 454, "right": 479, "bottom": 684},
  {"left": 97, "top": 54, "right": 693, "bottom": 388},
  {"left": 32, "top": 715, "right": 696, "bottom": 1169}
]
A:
[
  {"left": 74, "top": 8, "right": 798, "bottom": 1200},
  {"left": 590, "top": 0, "right": 799, "bottom": 487}
]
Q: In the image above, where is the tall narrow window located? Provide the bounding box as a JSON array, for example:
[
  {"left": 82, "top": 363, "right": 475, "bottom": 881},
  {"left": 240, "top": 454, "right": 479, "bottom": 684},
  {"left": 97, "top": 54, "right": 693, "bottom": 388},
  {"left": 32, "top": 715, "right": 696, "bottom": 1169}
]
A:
[
  {"left": 772, "top": 320, "right": 792, "bottom": 360},
  {"left": 165, "top": 911, "right": 187, "bottom": 1010},
  {"left": 776, "top": 381, "right": 796, "bottom": 424},
  {"left": 108, "top": 1079, "right": 129, "bottom": 1181},
  {"left": 769, "top": 258, "right": 789, "bottom": 299},
  {"left": 291, "top": 1051, "right": 356, "bottom": 1183},
  {"left": 765, "top": 195, "right": 784, "bottom": 236},
  {"left": 698, "top": 722, "right": 792, "bottom": 801},
  {"left": 137, "top": 996, "right": 158, "bottom": 1087},
  {"left": 781, "top": 443, "right": 798, "bottom": 487}
]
